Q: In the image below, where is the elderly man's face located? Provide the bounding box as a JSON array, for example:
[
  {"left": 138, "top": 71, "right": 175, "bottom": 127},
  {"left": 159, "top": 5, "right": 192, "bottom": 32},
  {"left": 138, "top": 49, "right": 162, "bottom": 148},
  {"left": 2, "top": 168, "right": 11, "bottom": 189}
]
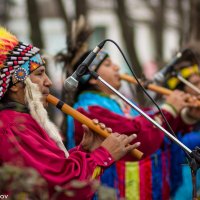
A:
[
  {"left": 29, "top": 66, "right": 52, "bottom": 108},
  {"left": 9, "top": 66, "right": 52, "bottom": 108}
]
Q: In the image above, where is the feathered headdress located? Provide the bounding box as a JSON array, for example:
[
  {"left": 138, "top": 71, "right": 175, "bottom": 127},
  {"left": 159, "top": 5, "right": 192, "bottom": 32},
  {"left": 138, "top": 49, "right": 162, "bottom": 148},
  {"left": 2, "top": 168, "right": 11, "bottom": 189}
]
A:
[
  {"left": 55, "top": 15, "right": 93, "bottom": 77},
  {"left": 0, "top": 27, "right": 44, "bottom": 100},
  {"left": 54, "top": 15, "right": 93, "bottom": 109},
  {"left": 0, "top": 28, "right": 19, "bottom": 67}
]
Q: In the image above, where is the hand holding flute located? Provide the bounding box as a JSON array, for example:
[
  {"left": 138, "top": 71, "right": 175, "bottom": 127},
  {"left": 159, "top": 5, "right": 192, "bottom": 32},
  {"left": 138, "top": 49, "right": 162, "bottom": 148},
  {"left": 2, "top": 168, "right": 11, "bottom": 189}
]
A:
[
  {"left": 82, "top": 122, "right": 141, "bottom": 161},
  {"left": 47, "top": 94, "right": 143, "bottom": 160},
  {"left": 120, "top": 74, "right": 200, "bottom": 107}
]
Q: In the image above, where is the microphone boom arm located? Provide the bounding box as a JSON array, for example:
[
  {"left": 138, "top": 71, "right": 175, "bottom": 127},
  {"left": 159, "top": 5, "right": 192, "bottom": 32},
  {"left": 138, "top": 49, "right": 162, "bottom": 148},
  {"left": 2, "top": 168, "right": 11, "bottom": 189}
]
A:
[{"left": 90, "top": 71, "right": 192, "bottom": 154}]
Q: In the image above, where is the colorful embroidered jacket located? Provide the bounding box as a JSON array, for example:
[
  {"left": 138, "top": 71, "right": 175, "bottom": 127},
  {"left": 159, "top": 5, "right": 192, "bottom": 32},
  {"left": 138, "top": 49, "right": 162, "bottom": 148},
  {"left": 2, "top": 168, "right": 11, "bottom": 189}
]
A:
[
  {"left": 67, "top": 91, "right": 192, "bottom": 200},
  {"left": 0, "top": 105, "right": 115, "bottom": 200}
]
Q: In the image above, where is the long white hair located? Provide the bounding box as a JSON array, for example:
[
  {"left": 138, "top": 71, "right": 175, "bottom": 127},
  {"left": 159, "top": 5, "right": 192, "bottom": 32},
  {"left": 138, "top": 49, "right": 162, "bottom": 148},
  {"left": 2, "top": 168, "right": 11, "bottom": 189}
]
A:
[{"left": 24, "top": 77, "right": 69, "bottom": 157}]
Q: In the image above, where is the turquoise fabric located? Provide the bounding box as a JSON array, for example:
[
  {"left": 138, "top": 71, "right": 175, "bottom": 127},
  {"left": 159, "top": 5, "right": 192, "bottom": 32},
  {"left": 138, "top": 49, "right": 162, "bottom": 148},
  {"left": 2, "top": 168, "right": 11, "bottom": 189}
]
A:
[
  {"left": 173, "top": 166, "right": 200, "bottom": 200},
  {"left": 172, "top": 130, "right": 200, "bottom": 200},
  {"left": 66, "top": 91, "right": 139, "bottom": 149}
]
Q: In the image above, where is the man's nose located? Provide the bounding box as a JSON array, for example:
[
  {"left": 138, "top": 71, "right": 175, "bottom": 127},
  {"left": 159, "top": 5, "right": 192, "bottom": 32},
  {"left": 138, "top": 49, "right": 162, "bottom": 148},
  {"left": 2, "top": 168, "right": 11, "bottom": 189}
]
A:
[
  {"left": 113, "top": 64, "right": 120, "bottom": 71},
  {"left": 44, "top": 74, "right": 52, "bottom": 87}
]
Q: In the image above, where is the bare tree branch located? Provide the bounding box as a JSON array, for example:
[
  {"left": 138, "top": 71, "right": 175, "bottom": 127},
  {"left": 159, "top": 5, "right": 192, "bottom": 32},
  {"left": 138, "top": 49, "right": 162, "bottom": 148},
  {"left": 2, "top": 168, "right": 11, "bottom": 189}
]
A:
[
  {"left": 115, "top": 0, "right": 149, "bottom": 105},
  {"left": 75, "top": 0, "right": 88, "bottom": 19},
  {"left": 0, "top": 0, "right": 9, "bottom": 26},
  {"left": 146, "top": 0, "right": 165, "bottom": 64},
  {"left": 189, "top": 0, "right": 200, "bottom": 41},
  {"left": 56, "top": 0, "right": 70, "bottom": 29},
  {"left": 115, "top": 0, "right": 142, "bottom": 76},
  {"left": 26, "top": 0, "right": 44, "bottom": 49},
  {"left": 177, "top": 0, "right": 186, "bottom": 46}
]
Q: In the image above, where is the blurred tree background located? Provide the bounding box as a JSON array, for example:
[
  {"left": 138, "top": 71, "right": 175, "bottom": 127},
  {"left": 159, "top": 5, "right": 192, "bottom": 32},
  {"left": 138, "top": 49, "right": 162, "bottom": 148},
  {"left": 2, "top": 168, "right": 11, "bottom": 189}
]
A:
[{"left": 1, "top": 0, "right": 200, "bottom": 123}]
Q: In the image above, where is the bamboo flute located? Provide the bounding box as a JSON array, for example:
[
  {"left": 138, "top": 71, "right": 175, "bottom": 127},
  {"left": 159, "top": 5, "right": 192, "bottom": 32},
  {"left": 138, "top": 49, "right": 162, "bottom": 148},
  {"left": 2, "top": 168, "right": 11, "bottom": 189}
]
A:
[
  {"left": 120, "top": 74, "right": 200, "bottom": 106},
  {"left": 47, "top": 94, "right": 144, "bottom": 160}
]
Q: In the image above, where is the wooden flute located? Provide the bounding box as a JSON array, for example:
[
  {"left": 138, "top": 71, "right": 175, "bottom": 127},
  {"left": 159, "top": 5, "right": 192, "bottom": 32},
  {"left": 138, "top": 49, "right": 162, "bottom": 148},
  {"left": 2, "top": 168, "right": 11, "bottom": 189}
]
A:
[
  {"left": 46, "top": 94, "right": 144, "bottom": 160},
  {"left": 120, "top": 74, "right": 200, "bottom": 106}
]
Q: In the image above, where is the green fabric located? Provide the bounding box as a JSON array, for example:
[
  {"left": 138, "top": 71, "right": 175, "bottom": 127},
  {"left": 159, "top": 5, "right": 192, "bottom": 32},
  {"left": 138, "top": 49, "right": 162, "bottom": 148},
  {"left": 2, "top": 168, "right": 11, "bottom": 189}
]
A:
[
  {"left": 0, "top": 101, "right": 29, "bottom": 113},
  {"left": 125, "top": 162, "right": 140, "bottom": 200}
]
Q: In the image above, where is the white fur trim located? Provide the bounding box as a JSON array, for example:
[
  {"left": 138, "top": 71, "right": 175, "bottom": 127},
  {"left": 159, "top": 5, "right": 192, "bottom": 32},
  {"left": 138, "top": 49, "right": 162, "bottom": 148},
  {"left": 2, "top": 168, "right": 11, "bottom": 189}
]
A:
[
  {"left": 181, "top": 107, "right": 198, "bottom": 125},
  {"left": 161, "top": 103, "right": 177, "bottom": 118}
]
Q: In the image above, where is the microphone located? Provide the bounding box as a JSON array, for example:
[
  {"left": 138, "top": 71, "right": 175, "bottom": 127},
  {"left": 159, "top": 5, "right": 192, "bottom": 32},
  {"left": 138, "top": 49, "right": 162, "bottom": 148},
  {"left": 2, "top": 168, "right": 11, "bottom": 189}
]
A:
[
  {"left": 154, "top": 49, "right": 189, "bottom": 83},
  {"left": 64, "top": 41, "right": 105, "bottom": 90}
]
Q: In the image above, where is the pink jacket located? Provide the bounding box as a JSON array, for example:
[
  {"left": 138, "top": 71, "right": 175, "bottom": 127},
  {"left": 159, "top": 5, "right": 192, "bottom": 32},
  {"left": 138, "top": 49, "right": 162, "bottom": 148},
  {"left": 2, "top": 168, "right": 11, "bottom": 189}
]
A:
[{"left": 0, "top": 109, "right": 114, "bottom": 199}]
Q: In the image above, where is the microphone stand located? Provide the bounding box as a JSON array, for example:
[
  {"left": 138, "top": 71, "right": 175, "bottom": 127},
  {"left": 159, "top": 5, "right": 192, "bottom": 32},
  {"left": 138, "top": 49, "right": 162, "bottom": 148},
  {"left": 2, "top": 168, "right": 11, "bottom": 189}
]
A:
[{"left": 90, "top": 70, "right": 200, "bottom": 200}]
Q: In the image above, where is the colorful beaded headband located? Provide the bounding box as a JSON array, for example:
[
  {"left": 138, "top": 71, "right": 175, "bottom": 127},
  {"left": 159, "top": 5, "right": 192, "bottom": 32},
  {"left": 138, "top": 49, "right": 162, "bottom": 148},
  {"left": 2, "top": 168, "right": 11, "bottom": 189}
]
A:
[
  {"left": 0, "top": 27, "right": 43, "bottom": 100},
  {"left": 12, "top": 53, "right": 44, "bottom": 84}
]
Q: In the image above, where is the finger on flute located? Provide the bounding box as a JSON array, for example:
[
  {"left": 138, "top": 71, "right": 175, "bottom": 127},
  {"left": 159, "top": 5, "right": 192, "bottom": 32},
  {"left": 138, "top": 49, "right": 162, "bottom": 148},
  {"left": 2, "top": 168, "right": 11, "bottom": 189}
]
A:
[{"left": 46, "top": 94, "right": 144, "bottom": 160}]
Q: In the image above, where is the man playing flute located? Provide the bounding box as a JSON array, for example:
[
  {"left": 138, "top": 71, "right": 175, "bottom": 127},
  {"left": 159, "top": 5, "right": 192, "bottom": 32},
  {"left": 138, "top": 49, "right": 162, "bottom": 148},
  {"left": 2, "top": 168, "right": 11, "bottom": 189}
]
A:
[{"left": 0, "top": 27, "right": 141, "bottom": 200}]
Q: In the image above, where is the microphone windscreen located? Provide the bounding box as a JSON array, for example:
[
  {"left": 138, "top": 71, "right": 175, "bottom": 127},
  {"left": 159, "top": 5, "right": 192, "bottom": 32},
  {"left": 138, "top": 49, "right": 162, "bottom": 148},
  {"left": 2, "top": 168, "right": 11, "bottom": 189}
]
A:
[{"left": 64, "top": 76, "right": 78, "bottom": 91}]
